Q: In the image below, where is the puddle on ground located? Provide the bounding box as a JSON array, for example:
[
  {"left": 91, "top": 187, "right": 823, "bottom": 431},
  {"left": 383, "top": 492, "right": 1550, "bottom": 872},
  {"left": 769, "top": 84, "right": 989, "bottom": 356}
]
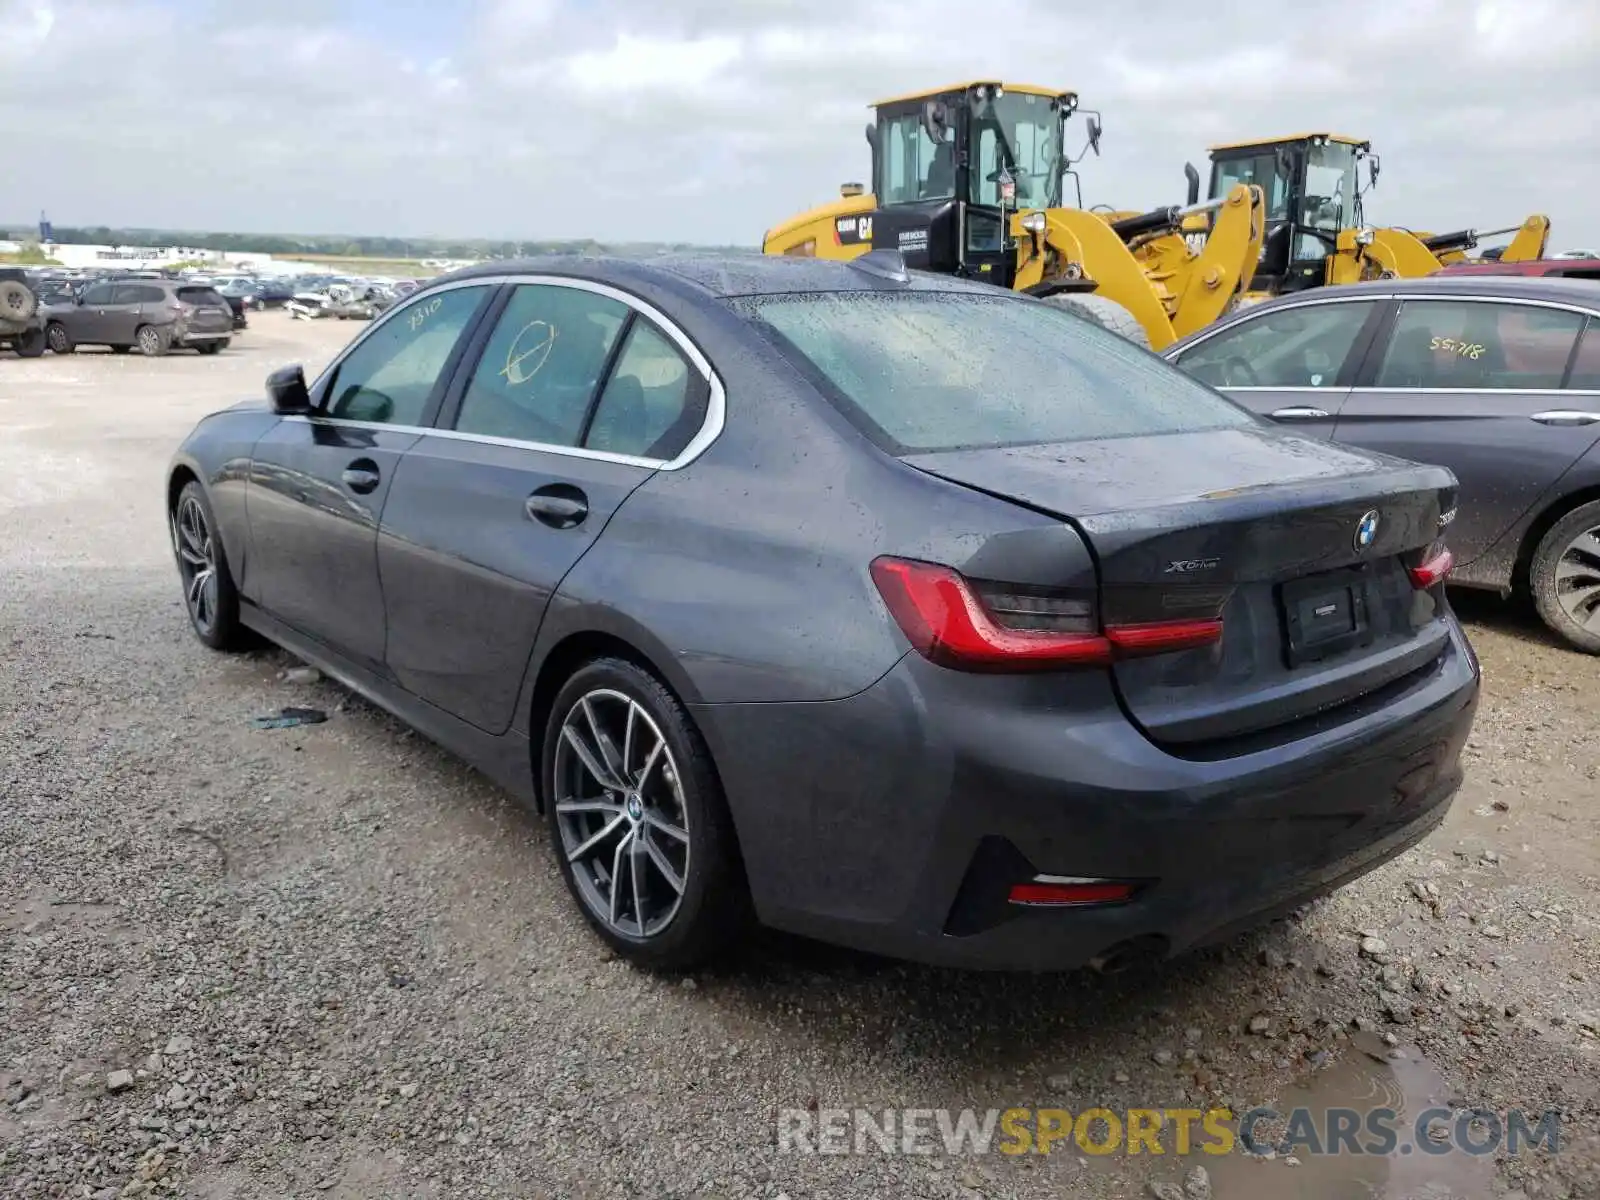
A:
[{"left": 1199, "top": 1031, "right": 1499, "bottom": 1199}]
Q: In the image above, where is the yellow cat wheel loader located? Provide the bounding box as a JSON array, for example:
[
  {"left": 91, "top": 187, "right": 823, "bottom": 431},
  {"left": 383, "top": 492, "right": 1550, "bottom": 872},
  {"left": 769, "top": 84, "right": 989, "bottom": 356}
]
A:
[
  {"left": 761, "top": 82, "right": 1266, "bottom": 350},
  {"left": 1172, "top": 133, "right": 1550, "bottom": 300}
]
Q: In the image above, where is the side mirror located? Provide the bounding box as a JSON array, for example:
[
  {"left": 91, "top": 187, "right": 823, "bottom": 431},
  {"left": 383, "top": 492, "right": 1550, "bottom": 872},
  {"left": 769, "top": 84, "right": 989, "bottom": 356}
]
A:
[
  {"left": 864, "top": 123, "right": 878, "bottom": 153},
  {"left": 1086, "top": 116, "right": 1103, "bottom": 156},
  {"left": 1184, "top": 161, "right": 1201, "bottom": 207},
  {"left": 266, "top": 364, "right": 313, "bottom": 415}
]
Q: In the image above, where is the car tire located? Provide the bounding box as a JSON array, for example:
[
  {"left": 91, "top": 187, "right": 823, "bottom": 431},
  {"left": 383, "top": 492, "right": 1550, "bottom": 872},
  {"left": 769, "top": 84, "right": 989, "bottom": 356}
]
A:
[
  {"left": 542, "top": 657, "right": 750, "bottom": 971},
  {"left": 13, "top": 325, "right": 46, "bottom": 358},
  {"left": 197, "top": 341, "right": 225, "bottom": 356},
  {"left": 45, "top": 322, "right": 74, "bottom": 354},
  {"left": 171, "top": 480, "right": 251, "bottom": 652},
  {"left": 1041, "top": 292, "right": 1152, "bottom": 348},
  {"left": 1529, "top": 498, "right": 1600, "bottom": 654},
  {"left": 136, "top": 325, "right": 169, "bottom": 357}
]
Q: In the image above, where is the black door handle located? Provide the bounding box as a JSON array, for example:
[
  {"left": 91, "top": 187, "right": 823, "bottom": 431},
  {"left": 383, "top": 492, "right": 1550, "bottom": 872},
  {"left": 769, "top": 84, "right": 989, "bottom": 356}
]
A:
[
  {"left": 342, "top": 460, "right": 381, "bottom": 494},
  {"left": 525, "top": 486, "right": 588, "bottom": 529}
]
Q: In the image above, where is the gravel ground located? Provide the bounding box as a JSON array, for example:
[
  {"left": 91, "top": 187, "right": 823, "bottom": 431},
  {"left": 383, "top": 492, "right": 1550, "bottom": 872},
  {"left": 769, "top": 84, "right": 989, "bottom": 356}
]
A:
[{"left": 1, "top": 313, "right": 1596, "bottom": 1200}]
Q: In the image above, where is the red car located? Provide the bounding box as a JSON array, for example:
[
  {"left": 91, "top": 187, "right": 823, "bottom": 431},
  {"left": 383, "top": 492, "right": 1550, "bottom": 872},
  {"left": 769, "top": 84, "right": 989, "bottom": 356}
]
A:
[{"left": 1436, "top": 257, "right": 1600, "bottom": 281}]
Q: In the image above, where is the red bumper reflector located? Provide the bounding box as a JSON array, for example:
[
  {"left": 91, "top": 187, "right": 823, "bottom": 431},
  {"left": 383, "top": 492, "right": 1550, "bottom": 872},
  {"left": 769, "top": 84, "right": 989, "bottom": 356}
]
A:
[
  {"left": 1409, "top": 546, "right": 1454, "bottom": 589},
  {"left": 1105, "top": 618, "right": 1224, "bottom": 654},
  {"left": 1008, "top": 880, "right": 1136, "bottom": 906}
]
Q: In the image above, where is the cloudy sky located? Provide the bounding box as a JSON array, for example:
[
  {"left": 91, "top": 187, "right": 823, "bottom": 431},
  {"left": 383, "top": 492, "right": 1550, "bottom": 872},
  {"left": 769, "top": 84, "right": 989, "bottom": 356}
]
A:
[{"left": 2, "top": 0, "right": 1596, "bottom": 251}]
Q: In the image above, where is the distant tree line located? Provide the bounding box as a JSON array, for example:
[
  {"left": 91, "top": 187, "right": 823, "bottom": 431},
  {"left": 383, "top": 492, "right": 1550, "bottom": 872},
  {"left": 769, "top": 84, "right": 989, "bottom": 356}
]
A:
[{"left": 1, "top": 225, "right": 754, "bottom": 260}]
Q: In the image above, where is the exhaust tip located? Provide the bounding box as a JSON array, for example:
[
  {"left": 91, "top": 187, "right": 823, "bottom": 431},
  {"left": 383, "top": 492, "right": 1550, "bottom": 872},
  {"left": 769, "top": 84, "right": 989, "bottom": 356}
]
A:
[{"left": 1087, "top": 934, "right": 1168, "bottom": 976}]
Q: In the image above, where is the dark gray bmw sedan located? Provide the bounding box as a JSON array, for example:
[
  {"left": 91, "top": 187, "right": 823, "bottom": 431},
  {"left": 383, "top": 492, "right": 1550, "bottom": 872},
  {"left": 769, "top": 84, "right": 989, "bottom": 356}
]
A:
[{"left": 167, "top": 252, "right": 1480, "bottom": 972}]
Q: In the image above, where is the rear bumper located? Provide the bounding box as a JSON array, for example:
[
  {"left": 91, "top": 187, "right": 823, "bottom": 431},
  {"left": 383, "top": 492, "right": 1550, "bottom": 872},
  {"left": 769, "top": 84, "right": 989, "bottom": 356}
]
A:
[{"left": 694, "top": 621, "right": 1479, "bottom": 971}]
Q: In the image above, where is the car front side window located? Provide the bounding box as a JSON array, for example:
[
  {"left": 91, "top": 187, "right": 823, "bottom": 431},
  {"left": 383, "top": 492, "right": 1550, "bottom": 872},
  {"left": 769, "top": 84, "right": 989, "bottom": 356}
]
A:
[
  {"left": 1375, "top": 301, "right": 1585, "bottom": 391},
  {"left": 1175, "top": 301, "right": 1375, "bottom": 389},
  {"left": 323, "top": 285, "right": 491, "bottom": 426},
  {"left": 452, "top": 284, "right": 630, "bottom": 447}
]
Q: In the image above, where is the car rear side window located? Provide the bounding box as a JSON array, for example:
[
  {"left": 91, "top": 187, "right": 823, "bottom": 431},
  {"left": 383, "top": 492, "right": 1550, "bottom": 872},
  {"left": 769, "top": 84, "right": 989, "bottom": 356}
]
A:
[
  {"left": 324, "top": 285, "right": 491, "bottom": 426},
  {"left": 1375, "top": 300, "right": 1585, "bottom": 390},
  {"left": 453, "top": 284, "right": 629, "bottom": 447},
  {"left": 585, "top": 320, "right": 707, "bottom": 459},
  {"left": 1175, "top": 301, "right": 1375, "bottom": 389},
  {"left": 1567, "top": 318, "right": 1600, "bottom": 391},
  {"left": 738, "top": 291, "right": 1254, "bottom": 453}
]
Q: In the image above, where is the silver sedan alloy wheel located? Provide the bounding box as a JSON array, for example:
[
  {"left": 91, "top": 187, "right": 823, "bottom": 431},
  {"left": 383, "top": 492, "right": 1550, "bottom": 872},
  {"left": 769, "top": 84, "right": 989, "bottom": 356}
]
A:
[
  {"left": 1555, "top": 524, "right": 1600, "bottom": 633},
  {"left": 553, "top": 688, "right": 691, "bottom": 939}
]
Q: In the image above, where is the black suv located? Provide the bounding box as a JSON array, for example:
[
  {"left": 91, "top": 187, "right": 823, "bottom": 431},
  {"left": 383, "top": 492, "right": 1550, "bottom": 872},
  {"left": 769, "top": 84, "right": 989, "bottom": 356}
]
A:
[{"left": 43, "top": 279, "right": 234, "bottom": 356}]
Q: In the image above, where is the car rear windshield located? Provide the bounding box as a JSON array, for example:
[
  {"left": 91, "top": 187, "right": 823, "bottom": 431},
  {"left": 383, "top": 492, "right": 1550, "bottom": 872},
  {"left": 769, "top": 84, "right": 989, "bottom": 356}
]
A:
[
  {"left": 735, "top": 291, "right": 1255, "bottom": 453},
  {"left": 177, "top": 287, "right": 226, "bottom": 306}
]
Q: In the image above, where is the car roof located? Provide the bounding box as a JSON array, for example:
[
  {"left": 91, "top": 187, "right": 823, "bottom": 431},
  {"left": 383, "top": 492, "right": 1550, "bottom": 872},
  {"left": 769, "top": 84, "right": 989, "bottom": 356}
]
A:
[
  {"left": 1246, "top": 274, "right": 1600, "bottom": 308},
  {"left": 1436, "top": 259, "right": 1600, "bottom": 277},
  {"left": 432, "top": 252, "right": 1004, "bottom": 300},
  {"left": 1165, "top": 274, "right": 1600, "bottom": 357}
]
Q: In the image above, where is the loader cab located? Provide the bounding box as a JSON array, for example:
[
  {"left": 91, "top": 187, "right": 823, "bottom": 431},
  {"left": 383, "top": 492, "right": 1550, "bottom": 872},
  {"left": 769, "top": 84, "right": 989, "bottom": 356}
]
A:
[
  {"left": 865, "top": 82, "right": 1077, "bottom": 286},
  {"left": 1206, "top": 134, "right": 1368, "bottom": 293}
]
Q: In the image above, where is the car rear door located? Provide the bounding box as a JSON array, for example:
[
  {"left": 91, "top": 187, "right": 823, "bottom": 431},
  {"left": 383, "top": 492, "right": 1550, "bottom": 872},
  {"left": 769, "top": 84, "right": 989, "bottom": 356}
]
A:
[
  {"left": 245, "top": 283, "right": 497, "bottom": 672},
  {"left": 1331, "top": 295, "right": 1599, "bottom": 568},
  {"left": 377, "top": 278, "right": 714, "bottom": 734},
  {"left": 1166, "top": 296, "right": 1386, "bottom": 438},
  {"left": 107, "top": 283, "right": 156, "bottom": 344}
]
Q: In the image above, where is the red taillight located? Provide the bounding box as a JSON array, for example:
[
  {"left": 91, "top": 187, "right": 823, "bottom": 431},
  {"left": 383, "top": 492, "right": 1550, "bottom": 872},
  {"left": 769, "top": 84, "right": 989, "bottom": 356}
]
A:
[
  {"left": 869, "top": 557, "right": 1223, "bottom": 672},
  {"left": 1409, "top": 545, "right": 1454, "bottom": 589},
  {"left": 1008, "top": 878, "right": 1136, "bottom": 906}
]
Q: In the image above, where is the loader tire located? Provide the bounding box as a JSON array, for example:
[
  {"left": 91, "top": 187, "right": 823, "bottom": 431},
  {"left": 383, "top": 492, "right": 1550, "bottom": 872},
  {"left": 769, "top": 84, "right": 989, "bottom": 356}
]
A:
[
  {"left": 1042, "top": 293, "right": 1150, "bottom": 348},
  {"left": 1, "top": 280, "right": 37, "bottom": 323}
]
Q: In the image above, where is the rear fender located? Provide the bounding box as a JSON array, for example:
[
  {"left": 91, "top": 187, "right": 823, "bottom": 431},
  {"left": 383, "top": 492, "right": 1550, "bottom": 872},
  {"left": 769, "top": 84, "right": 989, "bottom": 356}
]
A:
[
  {"left": 1357, "top": 228, "right": 1447, "bottom": 280},
  {"left": 1168, "top": 183, "right": 1265, "bottom": 338},
  {"left": 762, "top": 193, "right": 877, "bottom": 260},
  {"left": 1017, "top": 209, "right": 1179, "bottom": 350}
]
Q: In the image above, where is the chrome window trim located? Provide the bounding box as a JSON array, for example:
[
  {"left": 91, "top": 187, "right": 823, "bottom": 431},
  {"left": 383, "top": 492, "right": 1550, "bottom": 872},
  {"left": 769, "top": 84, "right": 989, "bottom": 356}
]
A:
[
  {"left": 1388, "top": 293, "right": 1600, "bottom": 319},
  {"left": 280, "top": 414, "right": 676, "bottom": 471},
  {"left": 1346, "top": 387, "right": 1600, "bottom": 396},
  {"left": 305, "top": 273, "right": 725, "bottom": 471}
]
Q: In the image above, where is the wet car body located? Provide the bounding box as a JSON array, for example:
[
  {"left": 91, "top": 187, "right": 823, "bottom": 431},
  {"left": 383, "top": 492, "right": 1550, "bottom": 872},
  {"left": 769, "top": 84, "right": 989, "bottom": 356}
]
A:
[{"left": 167, "top": 254, "right": 1479, "bottom": 971}]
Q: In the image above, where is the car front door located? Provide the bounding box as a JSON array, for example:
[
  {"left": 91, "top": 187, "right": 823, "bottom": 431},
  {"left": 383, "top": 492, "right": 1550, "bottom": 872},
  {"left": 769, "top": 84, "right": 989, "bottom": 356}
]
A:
[
  {"left": 1167, "top": 297, "right": 1386, "bottom": 438},
  {"left": 378, "top": 279, "right": 714, "bottom": 734},
  {"left": 1332, "top": 297, "right": 1599, "bottom": 567},
  {"left": 245, "top": 283, "right": 497, "bottom": 671}
]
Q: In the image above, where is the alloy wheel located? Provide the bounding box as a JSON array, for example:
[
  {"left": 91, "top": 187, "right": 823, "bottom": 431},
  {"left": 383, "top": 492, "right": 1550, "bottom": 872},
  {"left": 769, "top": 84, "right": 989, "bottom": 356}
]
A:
[
  {"left": 552, "top": 688, "right": 691, "bottom": 940},
  {"left": 46, "top": 324, "right": 70, "bottom": 353},
  {"left": 1554, "top": 524, "right": 1600, "bottom": 634},
  {"left": 173, "top": 496, "right": 219, "bottom": 634},
  {"left": 139, "top": 327, "right": 162, "bottom": 356}
]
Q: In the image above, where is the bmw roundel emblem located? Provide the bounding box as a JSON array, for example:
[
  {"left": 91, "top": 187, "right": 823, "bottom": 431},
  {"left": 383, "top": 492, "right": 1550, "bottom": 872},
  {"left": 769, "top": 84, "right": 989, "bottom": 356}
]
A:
[{"left": 1355, "top": 509, "right": 1381, "bottom": 551}]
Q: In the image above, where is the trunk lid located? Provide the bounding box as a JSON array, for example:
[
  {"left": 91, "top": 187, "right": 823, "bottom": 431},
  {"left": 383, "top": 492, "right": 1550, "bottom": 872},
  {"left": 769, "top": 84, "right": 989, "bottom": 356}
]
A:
[{"left": 904, "top": 426, "right": 1457, "bottom": 750}]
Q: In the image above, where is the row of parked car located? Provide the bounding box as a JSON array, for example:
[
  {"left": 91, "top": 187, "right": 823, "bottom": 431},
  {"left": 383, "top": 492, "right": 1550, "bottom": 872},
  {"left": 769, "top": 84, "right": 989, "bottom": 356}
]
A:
[
  {"left": 1, "top": 268, "right": 242, "bottom": 357},
  {"left": 0, "top": 267, "right": 421, "bottom": 359}
]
